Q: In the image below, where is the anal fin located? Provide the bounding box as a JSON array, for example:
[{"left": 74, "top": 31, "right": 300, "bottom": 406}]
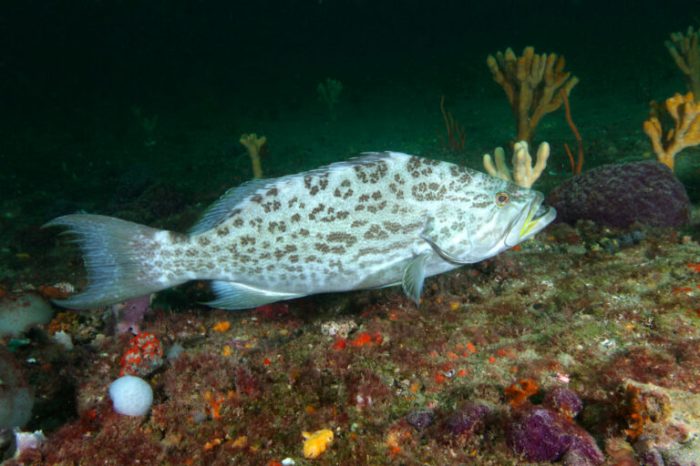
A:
[{"left": 207, "top": 281, "right": 304, "bottom": 310}]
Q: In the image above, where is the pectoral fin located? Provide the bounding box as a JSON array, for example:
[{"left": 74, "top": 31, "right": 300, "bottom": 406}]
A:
[
  {"left": 402, "top": 252, "right": 431, "bottom": 305},
  {"left": 206, "top": 280, "right": 304, "bottom": 310}
]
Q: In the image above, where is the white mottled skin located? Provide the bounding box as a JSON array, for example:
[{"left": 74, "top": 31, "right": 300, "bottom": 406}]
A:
[
  {"left": 47, "top": 152, "right": 555, "bottom": 309},
  {"left": 147, "top": 153, "right": 548, "bottom": 294}
]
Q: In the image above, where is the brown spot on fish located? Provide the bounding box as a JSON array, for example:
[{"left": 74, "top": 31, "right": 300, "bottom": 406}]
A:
[
  {"left": 267, "top": 221, "right": 287, "bottom": 233},
  {"left": 240, "top": 235, "right": 256, "bottom": 246},
  {"left": 382, "top": 221, "right": 402, "bottom": 233},
  {"left": 262, "top": 200, "right": 281, "bottom": 213},
  {"left": 411, "top": 182, "right": 447, "bottom": 201},
  {"left": 308, "top": 203, "right": 326, "bottom": 221},
  {"left": 326, "top": 232, "right": 357, "bottom": 247},
  {"left": 367, "top": 201, "right": 387, "bottom": 213},
  {"left": 364, "top": 224, "right": 389, "bottom": 240}
]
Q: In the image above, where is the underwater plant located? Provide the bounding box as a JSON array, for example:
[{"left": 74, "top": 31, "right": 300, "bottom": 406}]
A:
[{"left": 487, "top": 46, "right": 578, "bottom": 144}]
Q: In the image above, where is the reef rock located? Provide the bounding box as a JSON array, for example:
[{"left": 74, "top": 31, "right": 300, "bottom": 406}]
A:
[
  {"left": 625, "top": 379, "right": 700, "bottom": 466},
  {"left": 547, "top": 161, "right": 690, "bottom": 228}
]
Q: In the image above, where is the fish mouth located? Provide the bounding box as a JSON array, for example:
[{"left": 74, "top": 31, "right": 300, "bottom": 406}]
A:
[{"left": 516, "top": 194, "right": 557, "bottom": 242}]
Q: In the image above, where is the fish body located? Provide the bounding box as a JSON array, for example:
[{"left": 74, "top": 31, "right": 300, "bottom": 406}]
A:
[{"left": 47, "top": 152, "right": 555, "bottom": 310}]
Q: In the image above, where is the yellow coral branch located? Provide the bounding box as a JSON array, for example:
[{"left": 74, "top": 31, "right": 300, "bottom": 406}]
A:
[{"left": 643, "top": 92, "right": 700, "bottom": 171}]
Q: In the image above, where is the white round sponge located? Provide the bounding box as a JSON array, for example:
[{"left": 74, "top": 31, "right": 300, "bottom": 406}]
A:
[{"left": 109, "top": 375, "right": 153, "bottom": 416}]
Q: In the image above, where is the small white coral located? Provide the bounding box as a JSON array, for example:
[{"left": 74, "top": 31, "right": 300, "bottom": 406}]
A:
[{"left": 483, "top": 141, "right": 550, "bottom": 188}]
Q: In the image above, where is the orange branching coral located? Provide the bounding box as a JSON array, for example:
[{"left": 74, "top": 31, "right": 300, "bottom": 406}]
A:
[
  {"left": 487, "top": 46, "right": 579, "bottom": 143},
  {"left": 504, "top": 378, "right": 539, "bottom": 408},
  {"left": 239, "top": 133, "right": 267, "bottom": 179},
  {"left": 666, "top": 26, "right": 700, "bottom": 99},
  {"left": 643, "top": 92, "right": 700, "bottom": 171}
]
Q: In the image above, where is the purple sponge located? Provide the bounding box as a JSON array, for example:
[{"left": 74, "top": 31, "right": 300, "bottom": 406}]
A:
[
  {"left": 507, "top": 406, "right": 604, "bottom": 464},
  {"left": 547, "top": 161, "right": 690, "bottom": 228}
]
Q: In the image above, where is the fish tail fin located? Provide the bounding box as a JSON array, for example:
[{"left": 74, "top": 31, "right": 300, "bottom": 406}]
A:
[{"left": 44, "top": 214, "right": 184, "bottom": 309}]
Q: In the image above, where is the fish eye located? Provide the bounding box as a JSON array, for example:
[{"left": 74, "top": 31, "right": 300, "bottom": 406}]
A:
[{"left": 495, "top": 192, "right": 510, "bottom": 207}]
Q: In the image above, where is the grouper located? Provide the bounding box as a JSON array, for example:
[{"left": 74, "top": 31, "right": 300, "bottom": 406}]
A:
[{"left": 46, "top": 152, "right": 556, "bottom": 310}]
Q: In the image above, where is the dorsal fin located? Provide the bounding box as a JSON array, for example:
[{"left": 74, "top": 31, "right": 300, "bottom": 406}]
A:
[
  {"left": 189, "top": 178, "right": 272, "bottom": 234},
  {"left": 189, "top": 152, "right": 401, "bottom": 234}
]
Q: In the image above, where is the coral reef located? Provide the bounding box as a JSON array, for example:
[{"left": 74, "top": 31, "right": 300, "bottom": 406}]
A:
[
  {"left": 547, "top": 160, "right": 690, "bottom": 228},
  {"left": 487, "top": 46, "right": 578, "bottom": 143},
  {"left": 643, "top": 92, "right": 700, "bottom": 171},
  {"left": 6, "top": 209, "right": 700, "bottom": 465}
]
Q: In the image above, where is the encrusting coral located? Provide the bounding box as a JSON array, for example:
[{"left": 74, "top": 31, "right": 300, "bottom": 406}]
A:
[
  {"left": 487, "top": 46, "right": 578, "bottom": 143},
  {"left": 643, "top": 92, "right": 700, "bottom": 171},
  {"left": 483, "top": 140, "right": 550, "bottom": 188},
  {"left": 665, "top": 26, "right": 700, "bottom": 99},
  {"left": 239, "top": 133, "right": 267, "bottom": 179}
]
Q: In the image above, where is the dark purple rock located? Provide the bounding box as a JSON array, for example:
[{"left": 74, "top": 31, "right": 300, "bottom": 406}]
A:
[
  {"left": 635, "top": 440, "right": 666, "bottom": 466},
  {"left": 543, "top": 387, "right": 583, "bottom": 418},
  {"left": 564, "top": 436, "right": 607, "bottom": 466},
  {"left": 507, "top": 407, "right": 604, "bottom": 464},
  {"left": 406, "top": 409, "right": 434, "bottom": 430},
  {"left": 547, "top": 161, "right": 690, "bottom": 228},
  {"left": 444, "top": 403, "right": 490, "bottom": 438}
]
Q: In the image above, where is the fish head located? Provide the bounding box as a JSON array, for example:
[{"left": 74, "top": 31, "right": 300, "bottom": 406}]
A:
[{"left": 467, "top": 178, "right": 556, "bottom": 257}]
